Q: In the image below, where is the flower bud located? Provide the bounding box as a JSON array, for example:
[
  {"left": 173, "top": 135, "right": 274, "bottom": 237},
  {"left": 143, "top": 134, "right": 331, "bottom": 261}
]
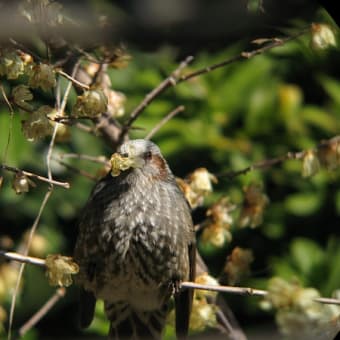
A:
[
  {"left": 302, "top": 150, "right": 320, "bottom": 177},
  {"left": 311, "top": 23, "right": 337, "bottom": 50},
  {"left": 12, "top": 85, "right": 33, "bottom": 111},
  {"left": 22, "top": 105, "right": 54, "bottom": 141},
  {"left": 28, "top": 63, "right": 56, "bottom": 91},
  {"left": 0, "top": 49, "right": 25, "bottom": 79},
  {"left": 72, "top": 89, "right": 108, "bottom": 117}
]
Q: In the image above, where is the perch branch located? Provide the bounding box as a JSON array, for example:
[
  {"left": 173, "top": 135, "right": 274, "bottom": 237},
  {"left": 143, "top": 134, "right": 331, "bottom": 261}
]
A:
[
  {"left": 1, "top": 250, "right": 340, "bottom": 307},
  {"left": 0, "top": 250, "right": 45, "bottom": 266},
  {"left": 181, "top": 282, "right": 340, "bottom": 305}
]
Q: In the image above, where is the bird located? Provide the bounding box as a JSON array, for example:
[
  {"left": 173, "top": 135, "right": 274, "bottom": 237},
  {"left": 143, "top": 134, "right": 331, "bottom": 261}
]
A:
[{"left": 74, "top": 139, "right": 196, "bottom": 339}]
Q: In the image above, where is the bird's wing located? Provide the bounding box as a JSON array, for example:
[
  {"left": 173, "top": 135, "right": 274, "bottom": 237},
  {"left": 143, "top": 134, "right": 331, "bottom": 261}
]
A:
[
  {"left": 175, "top": 241, "right": 196, "bottom": 339},
  {"left": 78, "top": 288, "right": 97, "bottom": 329}
]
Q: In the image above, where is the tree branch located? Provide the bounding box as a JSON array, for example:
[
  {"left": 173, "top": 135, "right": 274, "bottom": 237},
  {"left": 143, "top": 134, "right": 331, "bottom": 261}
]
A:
[
  {"left": 178, "top": 30, "right": 308, "bottom": 83},
  {"left": 1, "top": 250, "right": 339, "bottom": 306},
  {"left": 180, "top": 282, "right": 340, "bottom": 305},
  {"left": 0, "top": 164, "right": 70, "bottom": 189},
  {"left": 119, "top": 56, "right": 194, "bottom": 141},
  {"left": 145, "top": 105, "right": 185, "bottom": 140},
  {"left": 18, "top": 288, "right": 66, "bottom": 337}
]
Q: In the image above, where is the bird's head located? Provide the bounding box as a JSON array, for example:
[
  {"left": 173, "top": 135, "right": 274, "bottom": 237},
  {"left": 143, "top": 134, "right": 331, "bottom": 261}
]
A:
[{"left": 110, "top": 139, "right": 171, "bottom": 180}]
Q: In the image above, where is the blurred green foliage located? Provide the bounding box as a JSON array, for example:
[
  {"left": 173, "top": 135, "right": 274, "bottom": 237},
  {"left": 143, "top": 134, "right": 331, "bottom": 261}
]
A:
[{"left": 1, "top": 9, "right": 340, "bottom": 339}]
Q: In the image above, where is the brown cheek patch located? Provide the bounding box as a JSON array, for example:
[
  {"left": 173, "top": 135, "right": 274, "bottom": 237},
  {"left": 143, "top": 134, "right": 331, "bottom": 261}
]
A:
[{"left": 151, "top": 154, "right": 168, "bottom": 180}]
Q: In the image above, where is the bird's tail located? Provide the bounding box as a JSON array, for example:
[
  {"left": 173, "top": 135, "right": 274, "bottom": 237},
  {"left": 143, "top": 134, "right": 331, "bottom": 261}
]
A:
[{"left": 105, "top": 301, "right": 169, "bottom": 340}]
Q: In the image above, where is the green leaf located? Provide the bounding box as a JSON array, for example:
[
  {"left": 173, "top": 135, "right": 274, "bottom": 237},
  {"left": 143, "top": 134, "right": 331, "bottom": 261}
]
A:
[
  {"left": 290, "top": 238, "right": 324, "bottom": 276},
  {"left": 284, "top": 192, "right": 322, "bottom": 216}
]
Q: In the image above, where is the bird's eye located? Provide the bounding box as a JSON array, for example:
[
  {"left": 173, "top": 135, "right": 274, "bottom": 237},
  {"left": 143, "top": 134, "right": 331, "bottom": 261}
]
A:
[
  {"left": 144, "top": 151, "right": 152, "bottom": 160},
  {"left": 120, "top": 152, "right": 129, "bottom": 158}
]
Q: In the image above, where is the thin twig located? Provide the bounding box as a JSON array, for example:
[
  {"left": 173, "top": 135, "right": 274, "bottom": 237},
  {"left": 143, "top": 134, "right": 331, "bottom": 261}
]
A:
[
  {"left": 3, "top": 248, "right": 340, "bottom": 307},
  {"left": 18, "top": 288, "right": 66, "bottom": 337},
  {"left": 0, "top": 84, "right": 15, "bottom": 166},
  {"left": 145, "top": 105, "right": 185, "bottom": 140},
  {"left": 216, "top": 151, "right": 304, "bottom": 179},
  {"left": 9, "top": 38, "right": 42, "bottom": 62},
  {"left": 178, "top": 30, "right": 308, "bottom": 83},
  {"left": 54, "top": 158, "right": 98, "bottom": 181},
  {"left": 7, "top": 59, "right": 81, "bottom": 340},
  {"left": 181, "top": 281, "right": 267, "bottom": 297},
  {"left": 180, "top": 282, "right": 340, "bottom": 305},
  {"left": 8, "top": 189, "right": 52, "bottom": 340},
  {"left": 57, "top": 69, "right": 90, "bottom": 90},
  {"left": 120, "top": 56, "right": 194, "bottom": 140},
  {"left": 0, "top": 250, "right": 46, "bottom": 267},
  {"left": 0, "top": 164, "right": 70, "bottom": 189},
  {"left": 58, "top": 153, "right": 108, "bottom": 164}
]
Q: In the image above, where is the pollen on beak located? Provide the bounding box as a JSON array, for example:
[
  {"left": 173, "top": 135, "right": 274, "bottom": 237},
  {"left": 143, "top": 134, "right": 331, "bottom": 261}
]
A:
[{"left": 110, "top": 152, "right": 143, "bottom": 177}]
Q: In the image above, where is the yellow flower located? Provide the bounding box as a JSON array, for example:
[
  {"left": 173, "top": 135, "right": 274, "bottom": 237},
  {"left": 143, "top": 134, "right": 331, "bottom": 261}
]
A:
[
  {"left": 239, "top": 183, "right": 269, "bottom": 228},
  {"left": 22, "top": 105, "right": 54, "bottom": 141},
  {"left": 72, "top": 89, "right": 108, "bottom": 117},
  {"left": 0, "top": 49, "right": 25, "bottom": 79},
  {"left": 12, "top": 85, "right": 33, "bottom": 111},
  {"left": 45, "top": 254, "right": 79, "bottom": 287},
  {"left": 177, "top": 168, "right": 217, "bottom": 208},
  {"left": 11, "top": 173, "right": 36, "bottom": 194},
  {"left": 224, "top": 247, "right": 253, "bottom": 285},
  {"left": 311, "top": 23, "right": 337, "bottom": 50},
  {"left": 302, "top": 150, "right": 321, "bottom": 177},
  {"left": 28, "top": 63, "right": 56, "bottom": 91}
]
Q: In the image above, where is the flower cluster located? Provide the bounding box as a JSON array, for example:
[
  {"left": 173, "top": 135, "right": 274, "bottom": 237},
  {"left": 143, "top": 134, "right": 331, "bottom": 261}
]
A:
[
  {"left": 302, "top": 137, "right": 340, "bottom": 177},
  {"left": 190, "top": 273, "right": 219, "bottom": 332},
  {"left": 21, "top": 105, "right": 54, "bottom": 141},
  {"left": 45, "top": 254, "right": 79, "bottom": 287},
  {"left": 177, "top": 168, "right": 218, "bottom": 208},
  {"left": 310, "top": 23, "right": 337, "bottom": 50},
  {"left": 201, "top": 197, "right": 236, "bottom": 248},
  {"left": 262, "top": 277, "right": 340, "bottom": 339},
  {"left": 223, "top": 247, "right": 254, "bottom": 285},
  {"left": 72, "top": 89, "right": 108, "bottom": 117},
  {"left": 28, "top": 63, "right": 56, "bottom": 91},
  {"left": 238, "top": 183, "right": 269, "bottom": 228},
  {"left": 0, "top": 48, "right": 27, "bottom": 79},
  {"left": 12, "top": 85, "right": 33, "bottom": 111}
]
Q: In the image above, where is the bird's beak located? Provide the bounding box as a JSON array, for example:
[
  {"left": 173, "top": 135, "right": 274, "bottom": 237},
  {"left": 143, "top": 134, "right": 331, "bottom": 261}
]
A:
[{"left": 110, "top": 152, "right": 144, "bottom": 177}]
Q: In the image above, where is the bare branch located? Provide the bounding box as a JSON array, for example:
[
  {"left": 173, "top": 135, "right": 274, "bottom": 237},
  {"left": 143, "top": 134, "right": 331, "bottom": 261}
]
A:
[
  {"left": 3, "top": 247, "right": 340, "bottom": 307},
  {"left": 0, "top": 164, "right": 70, "bottom": 189},
  {"left": 179, "top": 29, "right": 308, "bottom": 83},
  {"left": 216, "top": 135, "right": 340, "bottom": 179},
  {"left": 19, "top": 288, "right": 66, "bottom": 337},
  {"left": 58, "top": 153, "right": 108, "bottom": 164},
  {"left": 181, "top": 281, "right": 267, "bottom": 297},
  {"left": 216, "top": 151, "right": 304, "bottom": 179},
  {"left": 0, "top": 250, "right": 46, "bottom": 267},
  {"left": 57, "top": 69, "right": 90, "bottom": 90},
  {"left": 145, "top": 105, "right": 185, "bottom": 140},
  {"left": 180, "top": 282, "right": 340, "bottom": 305},
  {"left": 8, "top": 189, "right": 52, "bottom": 340},
  {"left": 0, "top": 84, "right": 15, "bottom": 163},
  {"left": 120, "top": 56, "right": 194, "bottom": 140},
  {"left": 53, "top": 158, "right": 98, "bottom": 181}
]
